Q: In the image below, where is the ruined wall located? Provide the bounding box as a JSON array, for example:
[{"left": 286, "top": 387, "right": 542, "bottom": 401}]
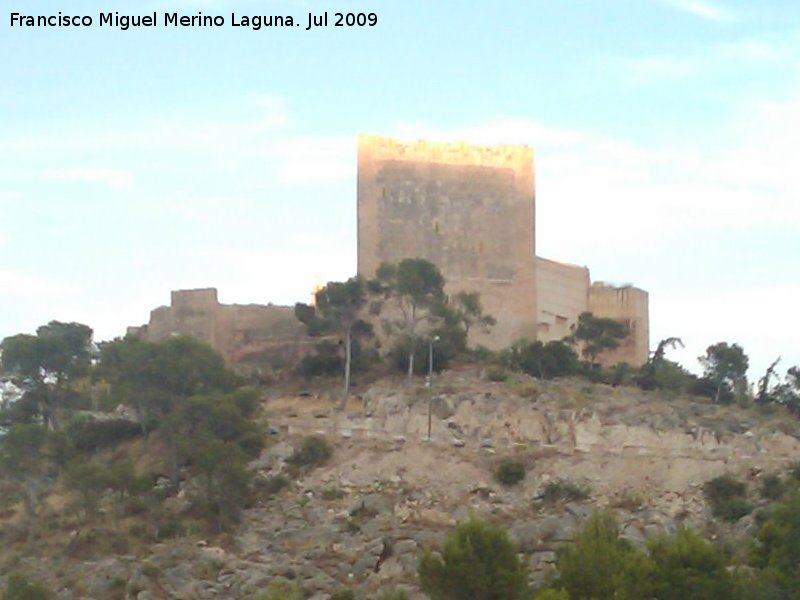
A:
[
  {"left": 536, "top": 257, "right": 590, "bottom": 342},
  {"left": 588, "top": 283, "right": 650, "bottom": 366},
  {"left": 145, "top": 288, "right": 219, "bottom": 349},
  {"left": 131, "top": 289, "right": 312, "bottom": 374},
  {"left": 357, "top": 134, "right": 537, "bottom": 349}
]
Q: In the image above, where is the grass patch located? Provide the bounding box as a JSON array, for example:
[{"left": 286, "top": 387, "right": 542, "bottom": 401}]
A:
[{"left": 537, "top": 479, "right": 590, "bottom": 505}]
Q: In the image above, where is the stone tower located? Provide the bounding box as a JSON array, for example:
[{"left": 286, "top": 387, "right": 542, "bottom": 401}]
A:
[{"left": 357, "top": 134, "right": 538, "bottom": 348}]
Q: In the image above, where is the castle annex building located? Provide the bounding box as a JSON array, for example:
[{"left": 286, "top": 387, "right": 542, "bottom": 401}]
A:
[
  {"left": 357, "top": 134, "right": 649, "bottom": 366},
  {"left": 130, "top": 133, "right": 649, "bottom": 369}
]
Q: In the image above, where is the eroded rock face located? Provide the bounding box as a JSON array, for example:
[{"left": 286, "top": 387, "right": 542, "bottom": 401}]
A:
[{"left": 5, "top": 370, "right": 800, "bottom": 598}]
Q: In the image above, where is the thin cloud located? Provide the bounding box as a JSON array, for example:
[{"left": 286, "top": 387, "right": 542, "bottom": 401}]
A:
[
  {"left": 0, "top": 269, "right": 78, "bottom": 299},
  {"left": 620, "top": 56, "right": 699, "bottom": 84},
  {"left": 659, "top": 0, "right": 733, "bottom": 21},
  {"left": 43, "top": 168, "right": 134, "bottom": 190}
]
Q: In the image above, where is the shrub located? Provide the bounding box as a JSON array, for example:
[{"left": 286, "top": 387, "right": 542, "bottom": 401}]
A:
[
  {"left": 256, "top": 581, "right": 302, "bottom": 600},
  {"left": 388, "top": 333, "right": 458, "bottom": 376},
  {"left": 297, "top": 341, "right": 342, "bottom": 378},
  {"left": 257, "top": 474, "right": 290, "bottom": 497},
  {"left": 486, "top": 366, "right": 509, "bottom": 382},
  {"left": 531, "top": 591, "right": 570, "bottom": 600},
  {"left": 638, "top": 359, "right": 691, "bottom": 393},
  {"left": 66, "top": 418, "right": 142, "bottom": 453},
  {"left": 502, "top": 340, "right": 578, "bottom": 380},
  {"left": 374, "top": 590, "right": 409, "bottom": 600},
  {"left": 495, "top": 459, "right": 526, "bottom": 487},
  {"left": 752, "top": 493, "right": 800, "bottom": 593},
  {"left": 555, "top": 511, "right": 650, "bottom": 600},
  {"left": 287, "top": 436, "right": 332, "bottom": 469},
  {"left": 418, "top": 517, "right": 528, "bottom": 600},
  {"left": 4, "top": 573, "right": 53, "bottom": 600},
  {"left": 331, "top": 590, "right": 356, "bottom": 600},
  {"left": 704, "top": 474, "right": 752, "bottom": 522},
  {"left": 321, "top": 486, "right": 346, "bottom": 500},
  {"left": 538, "top": 479, "right": 590, "bottom": 504},
  {"left": 761, "top": 473, "right": 785, "bottom": 500}
]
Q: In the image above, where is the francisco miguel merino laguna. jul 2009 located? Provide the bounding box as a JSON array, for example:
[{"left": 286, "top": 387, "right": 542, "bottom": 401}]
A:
[{"left": 8, "top": 11, "right": 378, "bottom": 30}]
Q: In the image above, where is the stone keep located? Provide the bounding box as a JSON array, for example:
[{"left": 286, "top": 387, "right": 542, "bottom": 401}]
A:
[
  {"left": 357, "top": 133, "right": 650, "bottom": 365},
  {"left": 357, "top": 134, "right": 539, "bottom": 348}
]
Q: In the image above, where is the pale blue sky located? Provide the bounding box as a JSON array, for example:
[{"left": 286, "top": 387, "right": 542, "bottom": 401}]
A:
[{"left": 1, "top": 0, "right": 798, "bottom": 380}]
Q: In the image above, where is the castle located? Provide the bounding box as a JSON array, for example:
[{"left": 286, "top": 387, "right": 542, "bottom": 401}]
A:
[
  {"left": 357, "top": 134, "right": 648, "bottom": 366},
  {"left": 129, "top": 134, "right": 649, "bottom": 368}
]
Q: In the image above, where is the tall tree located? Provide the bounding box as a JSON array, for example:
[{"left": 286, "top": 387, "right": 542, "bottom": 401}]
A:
[
  {"left": 699, "top": 342, "right": 749, "bottom": 404},
  {"left": 756, "top": 357, "right": 782, "bottom": 405},
  {"left": 638, "top": 337, "right": 685, "bottom": 391},
  {"left": 295, "top": 276, "right": 372, "bottom": 407},
  {"left": 555, "top": 511, "right": 651, "bottom": 600},
  {"left": 97, "top": 335, "right": 234, "bottom": 432},
  {"left": 0, "top": 424, "right": 63, "bottom": 538},
  {"left": 418, "top": 517, "right": 529, "bottom": 600},
  {"left": 1, "top": 321, "right": 93, "bottom": 429},
  {"left": 451, "top": 291, "right": 496, "bottom": 340},
  {"left": 376, "top": 258, "right": 446, "bottom": 381},
  {"left": 164, "top": 392, "right": 262, "bottom": 525},
  {"left": 570, "top": 312, "right": 629, "bottom": 366}
]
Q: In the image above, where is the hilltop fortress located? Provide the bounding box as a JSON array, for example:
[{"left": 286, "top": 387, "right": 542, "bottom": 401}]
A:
[
  {"left": 130, "top": 134, "right": 649, "bottom": 368},
  {"left": 357, "top": 134, "right": 648, "bottom": 365}
]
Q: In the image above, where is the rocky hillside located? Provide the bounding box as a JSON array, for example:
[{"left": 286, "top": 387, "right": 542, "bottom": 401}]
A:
[{"left": 5, "top": 368, "right": 800, "bottom": 599}]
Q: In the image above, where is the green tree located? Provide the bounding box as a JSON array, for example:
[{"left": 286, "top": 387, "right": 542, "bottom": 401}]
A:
[
  {"left": 554, "top": 511, "right": 650, "bottom": 600},
  {"left": 418, "top": 516, "right": 528, "bottom": 600},
  {"left": 63, "top": 457, "right": 110, "bottom": 521},
  {"left": 0, "top": 424, "right": 63, "bottom": 537},
  {"left": 162, "top": 392, "right": 262, "bottom": 526},
  {"left": 569, "top": 312, "right": 628, "bottom": 367},
  {"left": 99, "top": 337, "right": 240, "bottom": 492},
  {"left": 452, "top": 291, "right": 496, "bottom": 340},
  {"left": 295, "top": 276, "right": 372, "bottom": 407},
  {"left": 105, "top": 457, "right": 150, "bottom": 511},
  {"left": 775, "top": 366, "right": 800, "bottom": 414},
  {"left": 751, "top": 492, "right": 800, "bottom": 594},
  {"left": 1, "top": 321, "right": 93, "bottom": 429},
  {"left": 703, "top": 474, "right": 752, "bottom": 522},
  {"left": 97, "top": 336, "right": 235, "bottom": 433},
  {"left": 646, "top": 528, "right": 735, "bottom": 600},
  {"left": 755, "top": 357, "right": 782, "bottom": 405},
  {"left": 183, "top": 433, "right": 252, "bottom": 531},
  {"left": 502, "top": 340, "right": 578, "bottom": 379},
  {"left": 376, "top": 259, "right": 446, "bottom": 381},
  {"left": 699, "top": 342, "right": 749, "bottom": 403},
  {"left": 638, "top": 337, "right": 687, "bottom": 391}
]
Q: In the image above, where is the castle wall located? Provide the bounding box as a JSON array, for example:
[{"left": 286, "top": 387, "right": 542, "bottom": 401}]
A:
[
  {"left": 144, "top": 288, "right": 219, "bottom": 349},
  {"left": 536, "top": 257, "right": 590, "bottom": 342},
  {"left": 357, "top": 134, "right": 537, "bottom": 349},
  {"left": 131, "top": 289, "right": 311, "bottom": 374},
  {"left": 588, "top": 283, "right": 650, "bottom": 366}
]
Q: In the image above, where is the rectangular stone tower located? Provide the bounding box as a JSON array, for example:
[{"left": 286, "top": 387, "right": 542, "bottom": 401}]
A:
[{"left": 357, "top": 134, "right": 538, "bottom": 348}]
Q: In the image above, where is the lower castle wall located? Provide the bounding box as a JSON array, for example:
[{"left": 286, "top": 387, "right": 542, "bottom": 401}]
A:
[
  {"left": 588, "top": 283, "right": 650, "bottom": 366},
  {"left": 536, "top": 257, "right": 590, "bottom": 342},
  {"left": 130, "top": 289, "right": 313, "bottom": 374}
]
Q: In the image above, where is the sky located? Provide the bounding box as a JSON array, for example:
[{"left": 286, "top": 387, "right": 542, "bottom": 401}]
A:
[{"left": 1, "top": 0, "right": 798, "bottom": 382}]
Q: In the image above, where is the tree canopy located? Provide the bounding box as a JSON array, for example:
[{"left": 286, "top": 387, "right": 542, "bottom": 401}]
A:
[
  {"left": 0, "top": 321, "right": 94, "bottom": 428},
  {"left": 698, "top": 342, "right": 749, "bottom": 403},
  {"left": 418, "top": 516, "right": 529, "bottom": 600},
  {"left": 376, "top": 258, "right": 447, "bottom": 380},
  {"left": 570, "top": 312, "right": 628, "bottom": 366},
  {"left": 295, "top": 276, "right": 372, "bottom": 405}
]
